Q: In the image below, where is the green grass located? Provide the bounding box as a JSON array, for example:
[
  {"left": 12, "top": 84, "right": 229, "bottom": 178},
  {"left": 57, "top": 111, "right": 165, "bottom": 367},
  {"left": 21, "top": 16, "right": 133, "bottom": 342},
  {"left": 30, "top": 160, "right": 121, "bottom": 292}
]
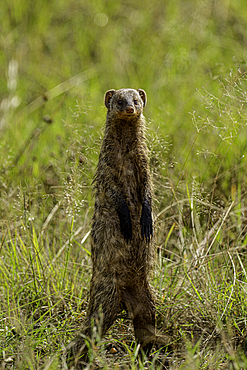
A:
[{"left": 1, "top": 0, "right": 247, "bottom": 368}]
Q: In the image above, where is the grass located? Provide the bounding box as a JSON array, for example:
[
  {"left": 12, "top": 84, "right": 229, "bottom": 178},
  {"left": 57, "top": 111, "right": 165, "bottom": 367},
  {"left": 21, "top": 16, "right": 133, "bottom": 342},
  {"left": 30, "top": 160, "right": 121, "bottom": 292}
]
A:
[{"left": 1, "top": 0, "right": 247, "bottom": 368}]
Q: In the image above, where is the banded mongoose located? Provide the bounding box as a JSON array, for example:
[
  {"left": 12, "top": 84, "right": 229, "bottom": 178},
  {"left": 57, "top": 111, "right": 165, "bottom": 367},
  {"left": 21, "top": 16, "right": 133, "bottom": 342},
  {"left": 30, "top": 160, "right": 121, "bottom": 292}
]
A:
[{"left": 67, "top": 88, "right": 156, "bottom": 367}]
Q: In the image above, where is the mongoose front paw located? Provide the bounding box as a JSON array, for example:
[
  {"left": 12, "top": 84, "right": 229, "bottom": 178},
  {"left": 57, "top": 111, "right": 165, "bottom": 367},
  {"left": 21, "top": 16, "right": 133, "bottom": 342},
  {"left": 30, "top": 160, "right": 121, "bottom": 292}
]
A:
[
  {"left": 140, "top": 201, "right": 153, "bottom": 242},
  {"left": 118, "top": 203, "right": 132, "bottom": 242},
  {"left": 120, "top": 219, "right": 132, "bottom": 242}
]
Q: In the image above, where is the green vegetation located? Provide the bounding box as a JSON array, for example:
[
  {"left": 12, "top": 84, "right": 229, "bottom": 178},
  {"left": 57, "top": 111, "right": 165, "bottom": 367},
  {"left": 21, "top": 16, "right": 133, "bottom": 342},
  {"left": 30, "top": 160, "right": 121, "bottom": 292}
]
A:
[{"left": 1, "top": 0, "right": 247, "bottom": 368}]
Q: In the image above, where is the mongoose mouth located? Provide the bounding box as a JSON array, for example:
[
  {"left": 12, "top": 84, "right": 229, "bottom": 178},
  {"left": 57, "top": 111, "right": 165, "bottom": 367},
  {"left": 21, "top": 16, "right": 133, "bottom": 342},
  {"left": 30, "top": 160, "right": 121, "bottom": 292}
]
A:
[
  {"left": 124, "top": 111, "right": 136, "bottom": 116},
  {"left": 117, "top": 109, "right": 140, "bottom": 118}
]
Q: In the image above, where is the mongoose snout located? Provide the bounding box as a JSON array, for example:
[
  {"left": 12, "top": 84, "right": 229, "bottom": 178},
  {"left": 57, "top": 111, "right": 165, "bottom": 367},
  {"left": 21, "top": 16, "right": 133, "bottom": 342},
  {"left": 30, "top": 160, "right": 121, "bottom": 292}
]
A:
[{"left": 126, "top": 106, "right": 134, "bottom": 114}]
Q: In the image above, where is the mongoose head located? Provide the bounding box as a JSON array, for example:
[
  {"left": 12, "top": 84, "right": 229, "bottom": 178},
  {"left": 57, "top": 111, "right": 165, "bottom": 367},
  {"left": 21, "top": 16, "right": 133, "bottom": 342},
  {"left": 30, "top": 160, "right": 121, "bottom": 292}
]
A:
[{"left": 104, "top": 88, "right": 147, "bottom": 119}]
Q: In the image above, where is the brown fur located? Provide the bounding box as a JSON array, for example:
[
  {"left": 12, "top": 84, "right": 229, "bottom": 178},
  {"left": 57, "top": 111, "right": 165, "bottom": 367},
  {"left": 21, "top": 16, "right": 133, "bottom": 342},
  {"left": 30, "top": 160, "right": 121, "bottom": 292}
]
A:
[{"left": 66, "top": 88, "right": 156, "bottom": 367}]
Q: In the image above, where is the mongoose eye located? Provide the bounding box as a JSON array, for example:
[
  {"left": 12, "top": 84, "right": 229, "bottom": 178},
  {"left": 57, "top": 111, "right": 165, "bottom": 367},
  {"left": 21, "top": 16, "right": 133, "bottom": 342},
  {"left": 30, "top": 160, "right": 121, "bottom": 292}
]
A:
[
  {"left": 118, "top": 100, "right": 123, "bottom": 105},
  {"left": 134, "top": 100, "right": 138, "bottom": 105}
]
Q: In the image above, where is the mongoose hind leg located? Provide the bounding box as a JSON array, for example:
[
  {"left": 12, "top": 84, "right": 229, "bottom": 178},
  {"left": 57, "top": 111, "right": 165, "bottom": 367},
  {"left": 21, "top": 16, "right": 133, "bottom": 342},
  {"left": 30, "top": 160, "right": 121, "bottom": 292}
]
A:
[
  {"left": 66, "top": 278, "right": 120, "bottom": 368},
  {"left": 87, "top": 275, "right": 121, "bottom": 337},
  {"left": 121, "top": 281, "right": 156, "bottom": 356},
  {"left": 133, "top": 309, "right": 156, "bottom": 357}
]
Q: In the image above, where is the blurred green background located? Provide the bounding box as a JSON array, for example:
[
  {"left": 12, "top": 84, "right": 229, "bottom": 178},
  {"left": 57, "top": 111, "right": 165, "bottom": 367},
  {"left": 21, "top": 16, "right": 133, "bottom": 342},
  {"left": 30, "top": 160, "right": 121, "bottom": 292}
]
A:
[
  {"left": 1, "top": 0, "right": 247, "bottom": 209},
  {"left": 1, "top": 0, "right": 247, "bottom": 261}
]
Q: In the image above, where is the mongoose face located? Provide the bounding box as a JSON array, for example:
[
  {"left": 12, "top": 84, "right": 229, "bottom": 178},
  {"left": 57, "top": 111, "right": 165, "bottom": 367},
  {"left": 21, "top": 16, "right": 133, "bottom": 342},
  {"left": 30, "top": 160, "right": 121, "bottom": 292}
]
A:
[{"left": 104, "top": 88, "right": 147, "bottom": 120}]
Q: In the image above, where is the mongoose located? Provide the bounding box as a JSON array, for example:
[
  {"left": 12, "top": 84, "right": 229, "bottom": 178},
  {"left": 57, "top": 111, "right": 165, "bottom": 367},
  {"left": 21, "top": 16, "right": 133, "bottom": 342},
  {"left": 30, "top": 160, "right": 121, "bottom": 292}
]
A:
[{"left": 66, "top": 88, "right": 156, "bottom": 367}]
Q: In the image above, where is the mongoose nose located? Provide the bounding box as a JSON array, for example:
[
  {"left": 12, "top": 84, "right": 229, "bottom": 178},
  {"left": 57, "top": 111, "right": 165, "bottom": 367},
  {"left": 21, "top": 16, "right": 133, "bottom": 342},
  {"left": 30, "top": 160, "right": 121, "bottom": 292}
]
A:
[{"left": 126, "top": 106, "right": 134, "bottom": 114}]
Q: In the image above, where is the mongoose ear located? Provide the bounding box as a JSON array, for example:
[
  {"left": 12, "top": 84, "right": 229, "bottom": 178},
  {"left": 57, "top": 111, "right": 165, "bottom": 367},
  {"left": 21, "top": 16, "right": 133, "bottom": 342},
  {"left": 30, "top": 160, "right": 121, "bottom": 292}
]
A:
[
  {"left": 104, "top": 89, "right": 116, "bottom": 109},
  {"left": 137, "top": 89, "right": 147, "bottom": 107}
]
